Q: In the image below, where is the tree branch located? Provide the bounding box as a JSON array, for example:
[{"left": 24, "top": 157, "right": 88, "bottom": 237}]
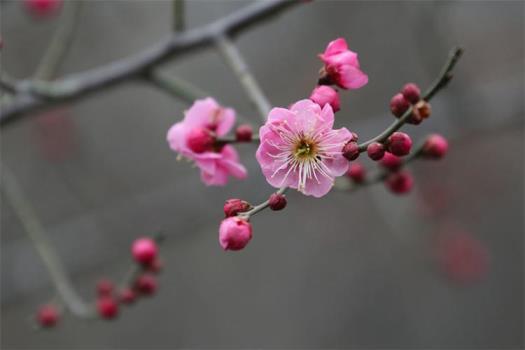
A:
[
  {"left": 357, "top": 47, "right": 463, "bottom": 151},
  {"left": 0, "top": 0, "right": 299, "bottom": 126}
]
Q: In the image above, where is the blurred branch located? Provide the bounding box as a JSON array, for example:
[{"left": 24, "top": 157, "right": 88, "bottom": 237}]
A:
[
  {"left": 34, "top": 0, "right": 83, "bottom": 80},
  {"left": 0, "top": 0, "right": 299, "bottom": 126},
  {"left": 358, "top": 47, "right": 464, "bottom": 151},
  {"left": 215, "top": 34, "right": 271, "bottom": 121},
  {"left": 146, "top": 70, "right": 207, "bottom": 105},
  {"left": 173, "top": 0, "right": 185, "bottom": 33},
  {"left": 1, "top": 165, "right": 95, "bottom": 318}
]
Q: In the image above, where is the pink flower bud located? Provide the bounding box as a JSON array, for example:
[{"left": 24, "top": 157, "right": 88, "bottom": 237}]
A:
[
  {"left": 401, "top": 83, "right": 421, "bottom": 104},
  {"left": 387, "top": 132, "right": 412, "bottom": 156},
  {"left": 268, "top": 193, "right": 287, "bottom": 211},
  {"left": 389, "top": 93, "right": 410, "bottom": 118},
  {"left": 118, "top": 288, "right": 137, "bottom": 305},
  {"left": 186, "top": 127, "right": 215, "bottom": 153},
  {"left": 347, "top": 162, "right": 366, "bottom": 183},
  {"left": 223, "top": 198, "right": 251, "bottom": 217},
  {"left": 23, "top": 0, "right": 62, "bottom": 17},
  {"left": 309, "top": 85, "right": 340, "bottom": 112},
  {"left": 235, "top": 124, "right": 253, "bottom": 142},
  {"left": 385, "top": 171, "right": 413, "bottom": 194},
  {"left": 380, "top": 152, "right": 402, "bottom": 171},
  {"left": 96, "top": 279, "right": 114, "bottom": 297},
  {"left": 134, "top": 274, "right": 157, "bottom": 296},
  {"left": 97, "top": 297, "right": 119, "bottom": 320},
  {"left": 131, "top": 237, "right": 158, "bottom": 265},
  {"left": 366, "top": 142, "right": 385, "bottom": 161},
  {"left": 342, "top": 141, "right": 360, "bottom": 161},
  {"left": 423, "top": 134, "right": 448, "bottom": 159},
  {"left": 36, "top": 304, "right": 59, "bottom": 328},
  {"left": 219, "top": 217, "right": 252, "bottom": 251}
]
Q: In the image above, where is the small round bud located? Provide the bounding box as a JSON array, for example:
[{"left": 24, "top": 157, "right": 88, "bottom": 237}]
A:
[
  {"left": 96, "top": 279, "right": 114, "bottom": 297},
  {"left": 268, "top": 193, "right": 287, "bottom": 211},
  {"left": 147, "top": 258, "right": 163, "bottom": 274},
  {"left": 385, "top": 171, "right": 413, "bottom": 194},
  {"left": 219, "top": 217, "right": 252, "bottom": 251},
  {"left": 347, "top": 162, "right": 366, "bottom": 183},
  {"left": 235, "top": 124, "right": 253, "bottom": 142},
  {"left": 379, "top": 152, "right": 402, "bottom": 171},
  {"left": 131, "top": 237, "right": 158, "bottom": 265},
  {"left": 309, "top": 85, "right": 340, "bottom": 112},
  {"left": 387, "top": 132, "right": 412, "bottom": 156},
  {"left": 223, "top": 198, "right": 251, "bottom": 217},
  {"left": 118, "top": 288, "right": 137, "bottom": 305},
  {"left": 23, "top": 0, "right": 62, "bottom": 17},
  {"left": 342, "top": 142, "right": 360, "bottom": 161},
  {"left": 36, "top": 305, "right": 59, "bottom": 328},
  {"left": 401, "top": 83, "right": 421, "bottom": 104},
  {"left": 134, "top": 274, "right": 157, "bottom": 296},
  {"left": 389, "top": 93, "right": 410, "bottom": 118},
  {"left": 366, "top": 142, "right": 385, "bottom": 161},
  {"left": 97, "top": 297, "right": 119, "bottom": 320},
  {"left": 422, "top": 134, "right": 448, "bottom": 159},
  {"left": 407, "top": 111, "right": 424, "bottom": 125},
  {"left": 186, "top": 127, "right": 214, "bottom": 153},
  {"left": 414, "top": 100, "right": 432, "bottom": 119}
]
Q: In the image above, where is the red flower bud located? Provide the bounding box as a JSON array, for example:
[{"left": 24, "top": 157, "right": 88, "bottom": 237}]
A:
[
  {"left": 268, "top": 193, "right": 287, "bottom": 211},
  {"left": 389, "top": 93, "right": 410, "bottom": 118},
  {"left": 380, "top": 152, "right": 402, "bottom": 171},
  {"left": 423, "top": 134, "right": 448, "bottom": 159},
  {"left": 387, "top": 132, "right": 412, "bottom": 156},
  {"left": 36, "top": 304, "right": 59, "bottom": 328},
  {"left": 96, "top": 279, "right": 114, "bottom": 297},
  {"left": 366, "top": 142, "right": 385, "bottom": 161},
  {"left": 147, "top": 258, "right": 163, "bottom": 274},
  {"left": 342, "top": 141, "right": 360, "bottom": 161},
  {"left": 235, "top": 124, "right": 253, "bottom": 142},
  {"left": 401, "top": 83, "right": 421, "bottom": 104},
  {"left": 118, "top": 288, "right": 137, "bottom": 305},
  {"left": 187, "top": 127, "right": 215, "bottom": 153},
  {"left": 131, "top": 237, "right": 158, "bottom": 265},
  {"left": 97, "top": 297, "right": 119, "bottom": 320},
  {"left": 385, "top": 171, "right": 413, "bottom": 194},
  {"left": 134, "top": 274, "right": 157, "bottom": 296},
  {"left": 347, "top": 162, "right": 366, "bottom": 183},
  {"left": 223, "top": 198, "right": 252, "bottom": 217}
]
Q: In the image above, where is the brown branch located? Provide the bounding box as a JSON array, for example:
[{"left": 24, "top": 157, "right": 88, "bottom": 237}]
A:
[{"left": 0, "top": 0, "right": 299, "bottom": 126}]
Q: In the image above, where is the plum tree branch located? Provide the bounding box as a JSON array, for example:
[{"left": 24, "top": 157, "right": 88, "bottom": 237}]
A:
[
  {"left": 0, "top": 0, "right": 299, "bottom": 126},
  {"left": 357, "top": 47, "right": 463, "bottom": 151}
]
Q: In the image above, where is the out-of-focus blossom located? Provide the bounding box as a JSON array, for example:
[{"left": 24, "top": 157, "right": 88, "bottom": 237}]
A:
[
  {"left": 309, "top": 85, "right": 340, "bottom": 112},
  {"left": 167, "top": 98, "right": 247, "bottom": 186},
  {"left": 23, "top": 0, "right": 62, "bottom": 17}
]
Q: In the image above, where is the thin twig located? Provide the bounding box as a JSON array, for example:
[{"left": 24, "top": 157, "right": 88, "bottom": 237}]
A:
[
  {"left": 215, "top": 34, "right": 272, "bottom": 121},
  {"left": 358, "top": 47, "right": 463, "bottom": 151},
  {"left": 1, "top": 165, "right": 95, "bottom": 318},
  {"left": 146, "top": 70, "right": 207, "bottom": 105},
  {"left": 173, "top": 0, "right": 185, "bottom": 33},
  {"left": 0, "top": 0, "right": 299, "bottom": 125},
  {"left": 239, "top": 187, "right": 288, "bottom": 219}
]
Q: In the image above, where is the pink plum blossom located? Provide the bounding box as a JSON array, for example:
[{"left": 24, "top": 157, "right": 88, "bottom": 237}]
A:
[
  {"left": 256, "top": 99, "right": 353, "bottom": 197},
  {"left": 309, "top": 85, "right": 340, "bottom": 112},
  {"left": 319, "top": 38, "right": 368, "bottom": 90},
  {"left": 167, "top": 98, "right": 247, "bottom": 186},
  {"left": 219, "top": 217, "right": 252, "bottom": 251}
]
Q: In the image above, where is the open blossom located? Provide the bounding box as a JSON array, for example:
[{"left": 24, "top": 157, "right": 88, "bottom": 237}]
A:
[
  {"left": 167, "top": 98, "right": 247, "bottom": 186},
  {"left": 319, "top": 38, "right": 368, "bottom": 90},
  {"left": 256, "top": 99, "right": 352, "bottom": 197}
]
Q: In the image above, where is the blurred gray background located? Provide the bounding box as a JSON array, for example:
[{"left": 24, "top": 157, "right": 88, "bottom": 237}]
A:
[{"left": 1, "top": 0, "right": 523, "bottom": 348}]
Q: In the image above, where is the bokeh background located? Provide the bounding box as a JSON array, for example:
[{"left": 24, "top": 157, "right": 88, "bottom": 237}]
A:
[{"left": 1, "top": 0, "right": 523, "bottom": 348}]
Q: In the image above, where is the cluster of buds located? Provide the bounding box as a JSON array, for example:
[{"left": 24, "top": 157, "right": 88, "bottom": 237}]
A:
[
  {"left": 343, "top": 84, "right": 449, "bottom": 195},
  {"left": 35, "top": 236, "right": 163, "bottom": 328}
]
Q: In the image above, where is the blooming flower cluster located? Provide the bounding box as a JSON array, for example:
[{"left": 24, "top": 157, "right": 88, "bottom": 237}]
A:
[{"left": 167, "top": 98, "right": 247, "bottom": 186}]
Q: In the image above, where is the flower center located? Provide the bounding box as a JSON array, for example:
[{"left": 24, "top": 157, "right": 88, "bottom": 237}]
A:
[{"left": 294, "top": 139, "right": 317, "bottom": 159}]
